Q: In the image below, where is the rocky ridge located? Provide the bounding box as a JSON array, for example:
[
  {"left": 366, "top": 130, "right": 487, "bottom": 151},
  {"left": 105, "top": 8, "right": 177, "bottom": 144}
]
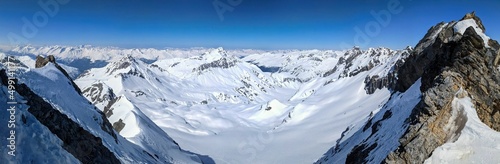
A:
[
  {"left": 317, "top": 12, "right": 500, "bottom": 164},
  {"left": 387, "top": 12, "right": 500, "bottom": 163},
  {"left": 0, "top": 69, "right": 121, "bottom": 164}
]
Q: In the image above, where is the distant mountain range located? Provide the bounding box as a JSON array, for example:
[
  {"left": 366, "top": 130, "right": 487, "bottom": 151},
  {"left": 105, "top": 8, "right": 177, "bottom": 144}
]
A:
[{"left": 1, "top": 12, "right": 499, "bottom": 164}]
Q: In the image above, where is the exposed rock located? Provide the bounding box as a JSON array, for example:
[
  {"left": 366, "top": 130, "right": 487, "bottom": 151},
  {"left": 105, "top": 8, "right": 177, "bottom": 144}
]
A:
[
  {"left": 387, "top": 13, "right": 500, "bottom": 163},
  {"left": 106, "top": 55, "right": 135, "bottom": 75},
  {"left": 364, "top": 57, "right": 406, "bottom": 94},
  {"left": 318, "top": 13, "right": 500, "bottom": 164},
  {"left": 460, "top": 11, "right": 485, "bottom": 32},
  {"left": 35, "top": 55, "right": 57, "bottom": 68},
  {"left": 322, "top": 66, "right": 338, "bottom": 77},
  {"left": 265, "top": 106, "right": 272, "bottom": 111},
  {"left": 494, "top": 50, "right": 500, "bottom": 66},
  {"left": 103, "top": 96, "right": 120, "bottom": 118},
  {"left": 82, "top": 83, "right": 116, "bottom": 105},
  {"left": 0, "top": 56, "right": 29, "bottom": 69},
  {"left": 113, "top": 119, "right": 126, "bottom": 133},
  {"left": 193, "top": 57, "right": 237, "bottom": 73}
]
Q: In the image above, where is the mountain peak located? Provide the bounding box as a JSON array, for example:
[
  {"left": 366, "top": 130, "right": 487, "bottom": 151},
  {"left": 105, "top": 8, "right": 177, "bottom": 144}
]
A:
[
  {"left": 35, "top": 55, "right": 56, "bottom": 68},
  {"left": 460, "top": 11, "right": 486, "bottom": 32},
  {"left": 201, "top": 47, "right": 230, "bottom": 61},
  {"left": 104, "top": 55, "right": 141, "bottom": 75}
]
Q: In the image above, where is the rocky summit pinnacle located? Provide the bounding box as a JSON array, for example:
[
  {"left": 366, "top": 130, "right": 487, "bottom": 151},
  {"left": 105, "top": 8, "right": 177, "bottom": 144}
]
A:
[
  {"left": 387, "top": 12, "right": 500, "bottom": 162},
  {"left": 460, "top": 11, "right": 486, "bottom": 32},
  {"left": 316, "top": 13, "right": 500, "bottom": 164},
  {"left": 35, "top": 55, "right": 56, "bottom": 68}
]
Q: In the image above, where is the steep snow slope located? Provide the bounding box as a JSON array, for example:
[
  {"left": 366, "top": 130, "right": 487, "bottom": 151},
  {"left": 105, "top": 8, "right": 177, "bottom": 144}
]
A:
[
  {"left": 0, "top": 58, "right": 204, "bottom": 163},
  {"left": 74, "top": 46, "right": 409, "bottom": 163},
  {"left": 316, "top": 79, "right": 422, "bottom": 163},
  {"left": 7, "top": 13, "right": 498, "bottom": 164},
  {"left": 0, "top": 78, "right": 80, "bottom": 163},
  {"left": 425, "top": 96, "right": 500, "bottom": 164}
]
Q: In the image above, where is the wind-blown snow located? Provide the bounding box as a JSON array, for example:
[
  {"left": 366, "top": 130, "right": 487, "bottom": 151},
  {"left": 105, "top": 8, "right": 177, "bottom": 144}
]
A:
[
  {"left": 0, "top": 87, "right": 80, "bottom": 163},
  {"left": 425, "top": 96, "right": 500, "bottom": 164},
  {"left": 4, "top": 62, "right": 203, "bottom": 163}
]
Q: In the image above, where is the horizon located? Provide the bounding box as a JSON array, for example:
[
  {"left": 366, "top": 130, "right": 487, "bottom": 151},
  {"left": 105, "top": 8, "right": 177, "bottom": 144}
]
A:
[
  {"left": 1, "top": 0, "right": 499, "bottom": 50},
  {"left": 0, "top": 44, "right": 412, "bottom": 52}
]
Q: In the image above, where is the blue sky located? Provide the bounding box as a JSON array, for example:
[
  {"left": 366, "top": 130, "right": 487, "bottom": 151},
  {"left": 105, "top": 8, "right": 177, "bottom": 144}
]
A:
[{"left": 0, "top": 0, "right": 499, "bottom": 50}]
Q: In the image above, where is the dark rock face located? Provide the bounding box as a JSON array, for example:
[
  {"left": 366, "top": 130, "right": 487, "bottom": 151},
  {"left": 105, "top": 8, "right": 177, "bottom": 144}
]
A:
[
  {"left": 106, "top": 55, "right": 135, "bottom": 75},
  {"left": 193, "top": 57, "right": 237, "bottom": 73},
  {"left": 113, "top": 119, "right": 126, "bottom": 133},
  {"left": 35, "top": 55, "right": 57, "bottom": 68},
  {"left": 81, "top": 83, "right": 129, "bottom": 133},
  {"left": 387, "top": 13, "right": 500, "bottom": 163},
  {"left": 35, "top": 55, "right": 50, "bottom": 68},
  {"left": 0, "top": 56, "right": 29, "bottom": 69},
  {"left": 364, "top": 56, "right": 407, "bottom": 94},
  {"left": 0, "top": 70, "right": 120, "bottom": 164},
  {"left": 317, "top": 13, "right": 500, "bottom": 164},
  {"left": 82, "top": 83, "right": 116, "bottom": 105}
]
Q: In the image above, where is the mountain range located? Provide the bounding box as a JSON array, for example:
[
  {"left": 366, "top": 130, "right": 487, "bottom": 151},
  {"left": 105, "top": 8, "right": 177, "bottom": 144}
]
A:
[{"left": 1, "top": 13, "right": 499, "bottom": 164}]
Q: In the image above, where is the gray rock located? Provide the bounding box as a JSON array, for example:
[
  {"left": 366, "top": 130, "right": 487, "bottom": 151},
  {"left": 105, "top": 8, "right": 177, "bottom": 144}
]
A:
[
  {"left": 113, "top": 119, "right": 126, "bottom": 133},
  {"left": 387, "top": 12, "right": 500, "bottom": 163}
]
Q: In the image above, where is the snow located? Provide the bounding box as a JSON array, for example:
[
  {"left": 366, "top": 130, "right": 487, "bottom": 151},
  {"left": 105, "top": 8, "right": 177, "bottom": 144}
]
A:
[
  {"left": 32, "top": 63, "right": 61, "bottom": 81},
  {"left": 454, "top": 19, "right": 491, "bottom": 47},
  {"left": 8, "top": 45, "right": 266, "bottom": 63},
  {"left": 107, "top": 97, "right": 141, "bottom": 138},
  {"left": 68, "top": 46, "right": 419, "bottom": 163},
  {"left": 0, "top": 86, "right": 80, "bottom": 164},
  {"left": 6, "top": 42, "right": 499, "bottom": 164},
  {"left": 317, "top": 79, "right": 422, "bottom": 163},
  {"left": 3, "top": 61, "right": 203, "bottom": 163},
  {"left": 249, "top": 99, "right": 288, "bottom": 122},
  {"left": 425, "top": 95, "right": 500, "bottom": 164}
]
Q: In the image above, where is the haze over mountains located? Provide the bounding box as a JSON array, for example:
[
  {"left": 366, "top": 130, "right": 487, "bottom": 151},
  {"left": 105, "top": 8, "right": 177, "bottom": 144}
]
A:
[{"left": 1, "top": 13, "right": 500, "bottom": 164}]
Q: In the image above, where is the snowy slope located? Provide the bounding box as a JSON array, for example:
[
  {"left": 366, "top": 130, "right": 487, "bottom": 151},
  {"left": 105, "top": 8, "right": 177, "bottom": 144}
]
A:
[
  {"left": 5, "top": 13, "right": 499, "bottom": 163},
  {"left": 0, "top": 84, "right": 80, "bottom": 164},
  {"left": 316, "top": 79, "right": 422, "bottom": 163},
  {"left": 72, "top": 46, "right": 410, "bottom": 163},
  {"left": 0, "top": 59, "right": 204, "bottom": 163}
]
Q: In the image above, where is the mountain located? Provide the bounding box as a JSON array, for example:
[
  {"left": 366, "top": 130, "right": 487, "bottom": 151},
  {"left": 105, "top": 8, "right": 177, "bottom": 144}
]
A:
[
  {"left": 1, "top": 12, "right": 499, "bottom": 164},
  {"left": 71, "top": 44, "right": 412, "bottom": 163},
  {"left": 0, "top": 55, "right": 208, "bottom": 163},
  {"left": 316, "top": 12, "right": 500, "bottom": 164},
  {"left": 7, "top": 45, "right": 267, "bottom": 79}
]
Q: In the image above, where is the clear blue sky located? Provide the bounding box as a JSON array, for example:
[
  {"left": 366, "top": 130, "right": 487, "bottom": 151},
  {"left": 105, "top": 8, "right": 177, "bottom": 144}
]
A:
[{"left": 0, "top": 0, "right": 499, "bottom": 50}]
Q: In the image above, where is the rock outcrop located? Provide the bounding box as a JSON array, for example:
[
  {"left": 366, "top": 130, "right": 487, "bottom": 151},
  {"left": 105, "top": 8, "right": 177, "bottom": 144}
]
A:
[
  {"left": 387, "top": 13, "right": 500, "bottom": 163},
  {"left": 35, "top": 55, "right": 55, "bottom": 68},
  {"left": 316, "top": 12, "right": 500, "bottom": 164}
]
